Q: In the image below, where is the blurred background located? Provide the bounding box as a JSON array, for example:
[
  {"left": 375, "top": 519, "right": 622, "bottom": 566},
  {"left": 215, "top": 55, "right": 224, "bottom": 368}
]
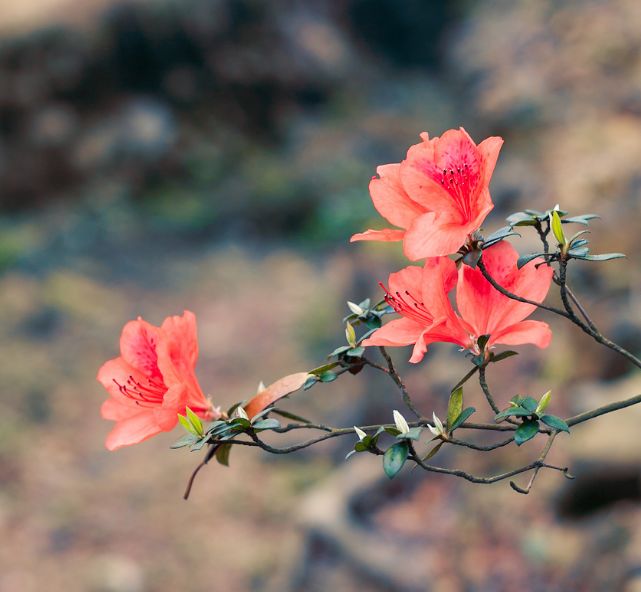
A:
[{"left": 1, "top": 0, "right": 641, "bottom": 590}]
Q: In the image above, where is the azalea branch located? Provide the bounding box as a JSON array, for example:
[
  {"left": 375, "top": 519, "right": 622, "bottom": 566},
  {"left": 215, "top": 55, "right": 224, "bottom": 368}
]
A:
[
  {"left": 565, "top": 392, "right": 641, "bottom": 427},
  {"left": 407, "top": 442, "right": 570, "bottom": 486},
  {"left": 378, "top": 346, "right": 422, "bottom": 419},
  {"left": 447, "top": 434, "right": 515, "bottom": 451},
  {"left": 479, "top": 256, "right": 641, "bottom": 370},
  {"left": 509, "top": 431, "right": 561, "bottom": 494},
  {"left": 478, "top": 365, "right": 501, "bottom": 414},
  {"left": 556, "top": 260, "right": 641, "bottom": 370}
]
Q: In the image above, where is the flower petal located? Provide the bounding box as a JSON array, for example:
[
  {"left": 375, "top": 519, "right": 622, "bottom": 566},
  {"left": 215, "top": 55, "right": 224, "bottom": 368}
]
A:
[
  {"left": 403, "top": 212, "right": 471, "bottom": 259},
  {"left": 478, "top": 136, "right": 504, "bottom": 187},
  {"left": 104, "top": 411, "right": 164, "bottom": 451},
  {"left": 369, "top": 163, "right": 425, "bottom": 229},
  {"left": 457, "top": 241, "right": 553, "bottom": 337},
  {"left": 362, "top": 317, "right": 425, "bottom": 347},
  {"left": 490, "top": 320, "right": 552, "bottom": 349},
  {"left": 350, "top": 228, "right": 405, "bottom": 242},
  {"left": 119, "top": 318, "right": 163, "bottom": 380},
  {"left": 97, "top": 357, "right": 151, "bottom": 402}
]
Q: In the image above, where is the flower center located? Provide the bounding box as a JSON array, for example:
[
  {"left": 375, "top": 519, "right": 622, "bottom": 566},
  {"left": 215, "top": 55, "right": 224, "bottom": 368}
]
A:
[
  {"left": 438, "top": 164, "right": 478, "bottom": 220},
  {"left": 381, "top": 282, "right": 434, "bottom": 326},
  {"left": 114, "top": 375, "right": 166, "bottom": 407}
]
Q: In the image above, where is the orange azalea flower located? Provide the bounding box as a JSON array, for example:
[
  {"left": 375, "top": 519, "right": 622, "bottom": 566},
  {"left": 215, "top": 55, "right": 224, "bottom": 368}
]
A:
[
  {"left": 97, "top": 311, "right": 220, "bottom": 450},
  {"left": 351, "top": 128, "right": 503, "bottom": 260},
  {"left": 362, "top": 242, "right": 553, "bottom": 362}
]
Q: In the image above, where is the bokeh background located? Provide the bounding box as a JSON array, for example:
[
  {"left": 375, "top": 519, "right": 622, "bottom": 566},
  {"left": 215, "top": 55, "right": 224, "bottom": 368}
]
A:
[{"left": 1, "top": 0, "right": 641, "bottom": 590}]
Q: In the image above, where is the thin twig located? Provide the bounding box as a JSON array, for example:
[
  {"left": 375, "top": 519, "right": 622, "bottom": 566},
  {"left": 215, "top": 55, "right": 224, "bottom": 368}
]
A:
[{"left": 378, "top": 346, "right": 422, "bottom": 419}]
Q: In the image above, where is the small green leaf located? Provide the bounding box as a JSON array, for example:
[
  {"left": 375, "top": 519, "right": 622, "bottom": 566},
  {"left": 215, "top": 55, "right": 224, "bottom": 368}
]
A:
[
  {"left": 364, "top": 315, "right": 382, "bottom": 330},
  {"left": 354, "top": 441, "right": 368, "bottom": 453},
  {"left": 506, "top": 212, "right": 537, "bottom": 227},
  {"left": 215, "top": 443, "right": 232, "bottom": 466},
  {"left": 346, "top": 346, "right": 365, "bottom": 358},
  {"left": 562, "top": 214, "right": 599, "bottom": 225},
  {"left": 303, "top": 376, "right": 318, "bottom": 390},
  {"left": 230, "top": 417, "right": 251, "bottom": 429},
  {"left": 482, "top": 226, "right": 521, "bottom": 248},
  {"left": 345, "top": 323, "right": 357, "bottom": 347},
  {"left": 190, "top": 438, "right": 208, "bottom": 451},
  {"left": 539, "top": 415, "right": 570, "bottom": 433},
  {"left": 517, "top": 253, "right": 547, "bottom": 269},
  {"left": 178, "top": 413, "right": 199, "bottom": 436},
  {"left": 580, "top": 253, "right": 626, "bottom": 262},
  {"left": 535, "top": 390, "right": 552, "bottom": 415},
  {"left": 462, "top": 248, "right": 482, "bottom": 268},
  {"left": 252, "top": 419, "right": 281, "bottom": 431},
  {"left": 319, "top": 370, "right": 338, "bottom": 383},
  {"left": 422, "top": 441, "right": 443, "bottom": 461},
  {"left": 550, "top": 210, "right": 566, "bottom": 246},
  {"left": 514, "top": 420, "right": 540, "bottom": 446},
  {"left": 347, "top": 301, "right": 365, "bottom": 315},
  {"left": 170, "top": 434, "right": 198, "bottom": 449},
  {"left": 520, "top": 397, "right": 539, "bottom": 413},
  {"left": 345, "top": 450, "right": 357, "bottom": 460},
  {"left": 495, "top": 407, "right": 532, "bottom": 422},
  {"left": 398, "top": 427, "right": 422, "bottom": 441},
  {"left": 185, "top": 407, "right": 204, "bottom": 437},
  {"left": 449, "top": 407, "right": 476, "bottom": 432},
  {"left": 383, "top": 442, "right": 409, "bottom": 479},
  {"left": 384, "top": 426, "right": 401, "bottom": 437},
  {"left": 490, "top": 350, "right": 519, "bottom": 363},
  {"left": 328, "top": 345, "right": 351, "bottom": 357},
  {"left": 447, "top": 387, "right": 464, "bottom": 431}
]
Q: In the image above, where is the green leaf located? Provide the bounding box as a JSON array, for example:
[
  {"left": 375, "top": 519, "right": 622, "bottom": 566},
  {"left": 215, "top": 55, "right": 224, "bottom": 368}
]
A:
[
  {"left": 447, "top": 387, "right": 464, "bottom": 431},
  {"left": 345, "top": 450, "right": 357, "bottom": 461},
  {"left": 215, "top": 443, "right": 232, "bottom": 466},
  {"left": 170, "top": 434, "right": 198, "bottom": 449},
  {"left": 462, "top": 248, "right": 482, "bottom": 268},
  {"left": 384, "top": 426, "right": 401, "bottom": 437},
  {"left": 230, "top": 417, "right": 251, "bottom": 429},
  {"left": 185, "top": 407, "right": 204, "bottom": 437},
  {"left": 364, "top": 315, "right": 382, "bottom": 330},
  {"left": 535, "top": 390, "right": 552, "bottom": 415},
  {"left": 319, "top": 370, "right": 338, "bottom": 383},
  {"left": 490, "top": 350, "right": 519, "bottom": 363},
  {"left": 303, "top": 376, "right": 318, "bottom": 390},
  {"left": 449, "top": 407, "right": 476, "bottom": 432},
  {"left": 358, "top": 298, "right": 371, "bottom": 310},
  {"left": 346, "top": 346, "right": 365, "bottom": 358},
  {"left": 550, "top": 210, "right": 567, "bottom": 245},
  {"left": 398, "top": 426, "right": 422, "bottom": 441},
  {"left": 328, "top": 345, "right": 351, "bottom": 357},
  {"left": 252, "top": 418, "right": 281, "bottom": 431},
  {"left": 517, "top": 252, "right": 547, "bottom": 269},
  {"left": 190, "top": 438, "right": 209, "bottom": 451},
  {"left": 495, "top": 407, "right": 532, "bottom": 422},
  {"left": 539, "top": 415, "right": 570, "bottom": 433},
  {"left": 383, "top": 442, "right": 409, "bottom": 479},
  {"left": 354, "top": 441, "right": 368, "bottom": 453},
  {"left": 580, "top": 253, "right": 626, "bottom": 262},
  {"left": 514, "top": 420, "right": 540, "bottom": 446},
  {"left": 178, "top": 413, "right": 199, "bottom": 436},
  {"left": 506, "top": 212, "right": 537, "bottom": 227},
  {"left": 520, "top": 397, "right": 539, "bottom": 413},
  {"left": 562, "top": 214, "right": 599, "bottom": 225},
  {"left": 483, "top": 226, "right": 521, "bottom": 248},
  {"left": 345, "top": 323, "right": 357, "bottom": 347},
  {"left": 422, "top": 441, "right": 444, "bottom": 461}
]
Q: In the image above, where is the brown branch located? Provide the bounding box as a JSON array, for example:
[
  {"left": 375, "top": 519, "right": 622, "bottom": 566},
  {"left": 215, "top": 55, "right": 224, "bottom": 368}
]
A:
[{"left": 378, "top": 346, "right": 422, "bottom": 419}]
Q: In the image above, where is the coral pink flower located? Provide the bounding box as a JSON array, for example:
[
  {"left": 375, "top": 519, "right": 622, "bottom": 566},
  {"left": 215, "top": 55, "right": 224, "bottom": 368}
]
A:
[
  {"left": 363, "top": 242, "right": 553, "bottom": 362},
  {"left": 351, "top": 128, "right": 503, "bottom": 260},
  {"left": 97, "top": 311, "right": 220, "bottom": 450}
]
